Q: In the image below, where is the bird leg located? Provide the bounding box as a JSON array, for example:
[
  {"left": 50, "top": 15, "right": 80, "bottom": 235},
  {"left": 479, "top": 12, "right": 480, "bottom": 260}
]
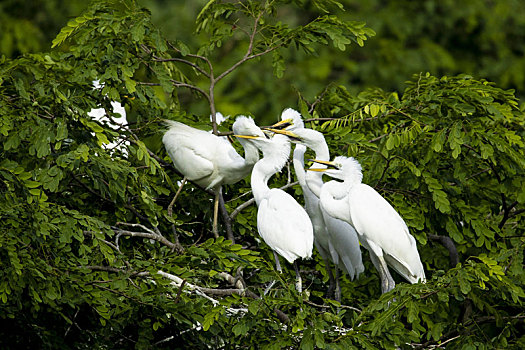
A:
[
  {"left": 218, "top": 189, "right": 235, "bottom": 243},
  {"left": 334, "top": 267, "right": 341, "bottom": 302},
  {"left": 212, "top": 189, "right": 220, "bottom": 239},
  {"left": 264, "top": 251, "right": 282, "bottom": 295},
  {"left": 369, "top": 253, "right": 395, "bottom": 294},
  {"left": 319, "top": 253, "right": 336, "bottom": 299},
  {"left": 294, "top": 260, "right": 302, "bottom": 294},
  {"left": 273, "top": 250, "right": 282, "bottom": 273}
]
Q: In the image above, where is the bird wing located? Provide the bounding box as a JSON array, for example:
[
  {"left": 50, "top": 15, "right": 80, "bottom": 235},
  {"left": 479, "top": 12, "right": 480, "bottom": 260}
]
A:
[
  {"left": 163, "top": 124, "right": 247, "bottom": 189},
  {"left": 348, "top": 184, "right": 424, "bottom": 282},
  {"left": 323, "top": 214, "right": 364, "bottom": 280},
  {"left": 163, "top": 131, "right": 216, "bottom": 183},
  {"left": 257, "top": 189, "right": 314, "bottom": 264}
]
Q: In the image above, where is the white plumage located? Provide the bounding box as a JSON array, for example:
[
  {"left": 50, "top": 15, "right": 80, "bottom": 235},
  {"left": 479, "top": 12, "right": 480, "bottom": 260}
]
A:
[
  {"left": 162, "top": 117, "right": 260, "bottom": 236},
  {"left": 268, "top": 109, "right": 363, "bottom": 300},
  {"left": 235, "top": 124, "right": 313, "bottom": 292},
  {"left": 162, "top": 117, "right": 259, "bottom": 190},
  {"left": 311, "top": 156, "right": 426, "bottom": 293}
]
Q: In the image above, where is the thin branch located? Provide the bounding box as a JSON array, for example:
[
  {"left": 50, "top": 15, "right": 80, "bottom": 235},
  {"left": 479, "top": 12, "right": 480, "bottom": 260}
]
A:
[
  {"left": 374, "top": 157, "right": 392, "bottom": 188},
  {"left": 215, "top": 45, "right": 281, "bottom": 83},
  {"left": 154, "top": 336, "right": 175, "bottom": 346},
  {"left": 174, "top": 280, "right": 186, "bottom": 304},
  {"left": 72, "top": 174, "right": 110, "bottom": 203},
  {"left": 83, "top": 265, "right": 149, "bottom": 277},
  {"left": 156, "top": 270, "right": 248, "bottom": 313},
  {"left": 170, "top": 79, "right": 210, "bottom": 100},
  {"left": 112, "top": 223, "right": 182, "bottom": 253},
  {"left": 304, "top": 300, "right": 362, "bottom": 313},
  {"left": 436, "top": 335, "right": 461, "bottom": 348},
  {"left": 167, "top": 177, "right": 187, "bottom": 217},
  {"left": 215, "top": 8, "right": 284, "bottom": 83},
  {"left": 136, "top": 81, "right": 161, "bottom": 86},
  {"left": 153, "top": 57, "right": 210, "bottom": 77},
  {"left": 64, "top": 309, "right": 80, "bottom": 337},
  {"left": 217, "top": 271, "right": 245, "bottom": 290},
  {"left": 464, "top": 168, "right": 490, "bottom": 181},
  {"left": 167, "top": 41, "right": 213, "bottom": 74},
  {"left": 92, "top": 284, "right": 153, "bottom": 307},
  {"left": 157, "top": 270, "right": 289, "bottom": 323},
  {"left": 368, "top": 133, "right": 389, "bottom": 143},
  {"left": 230, "top": 181, "right": 299, "bottom": 219}
]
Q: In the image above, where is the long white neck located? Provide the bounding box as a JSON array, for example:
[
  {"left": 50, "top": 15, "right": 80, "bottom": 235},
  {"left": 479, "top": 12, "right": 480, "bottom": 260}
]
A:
[
  {"left": 292, "top": 144, "right": 308, "bottom": 188},
  {"left": 319, "top": 180, "right": 352, "bottom": 225},
  {"left": 303, "top": 130, "right": 330, "bottom": 198},
  {"left": 237, "top": 138, "right": 260, "bottom": 167},
  {"left": 294, "top": 144, "right": 326, "bottom": 219},
  {"left": 251, "top": 135, "right": 291, "bottom": 206}
]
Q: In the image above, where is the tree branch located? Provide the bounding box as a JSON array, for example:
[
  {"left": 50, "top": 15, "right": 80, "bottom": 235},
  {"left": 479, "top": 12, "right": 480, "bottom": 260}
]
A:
[
  {"left": 153, "top": 57, "right": 210, "bottom": 77},
  {"left": 170, "top": 79, "right": 210, "bottom": 100},
  {"left": 230, "top": 181, "right": 299, "bottom": 219},
  {"left": 83, "top": 265, "right": 149, "bottom": 277},
  {"left": 112, "top": 222, "right": 183, "bottom": 253},
  {"left": 304, "top": 300, "right": 362, "bottom": 313},
  {"left": 218, "top": 190, "right": 235, "bottom": 243},
  {"left": 166, "top": 41, "right": 213, "bottom": 74}
]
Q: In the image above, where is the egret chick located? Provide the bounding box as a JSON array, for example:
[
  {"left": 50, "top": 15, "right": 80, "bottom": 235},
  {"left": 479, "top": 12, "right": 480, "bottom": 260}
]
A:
[
  {"left": 235, "top": 125, "right": 314, "bottom": 293},
  {"left": 162, "top": 117, "right": 259, "bottom": 238},
  {"left": 310, "top": 156, "right": 425, "bottom": 294},
  {"left": 267, "top": 109, "right": 364, "bottom": 301}
]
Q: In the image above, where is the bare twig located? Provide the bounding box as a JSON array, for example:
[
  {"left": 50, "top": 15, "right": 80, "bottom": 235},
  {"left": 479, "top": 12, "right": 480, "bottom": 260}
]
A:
[
  {"left": 166, "top": 41, "right": 213, "bottom": 73},
  {"left": 368, "top": 133, "right": 389, "bottom": 143},
  {"left": 112, "top": 223, "right": 183, "bottom": 253},
  {"left": 230, "top": 181, "right": 299, "bottom": 219},
  {"left": 167, "top": 177, "right": 187, "bottom": 217},
  {"left": 304, "top": 300, "right": 362, "bottom": 313},
  {"left": 64, "top": 309, "right": 80, "bottom": 337},
  {"left": 170, "top": 79, "right": 210, "bottom": 100},
  {"left": 83, "top": 265, "right": 149, "bottom": 277},
  {"left": 153, "top": 57, "right": 210, "bottom": 77},
  {"left": 217, "top": 271, "right": 245, "bottom": 290}
]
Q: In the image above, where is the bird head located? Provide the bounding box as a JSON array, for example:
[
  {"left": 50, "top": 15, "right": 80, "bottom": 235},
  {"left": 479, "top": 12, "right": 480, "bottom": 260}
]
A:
[
  {"left": 263, "top": 108, "right": 304, "bottom": 132},
  {"left": 307, "top": 156, "right": 363, "bottom": 183},
  {"left": 263, "top": 128, "right": 303, "bottom": 142},
  {"left": 232, "top": 116, "right": 268, "bottom": 139}
]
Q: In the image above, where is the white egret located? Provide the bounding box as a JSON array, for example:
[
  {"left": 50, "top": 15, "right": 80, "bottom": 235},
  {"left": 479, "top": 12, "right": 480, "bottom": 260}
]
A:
[
  {"left": 267, "top": 109, "right": 364, "bottom": 301},
  {"left": 309, "top": 156, "right": 426, "bottom": 294},
  {"left": 235, "top": 124, "right": 314, "bottom": 293},
  {"left": 162, "top": 116, "right": 260, "bottom": 238}
]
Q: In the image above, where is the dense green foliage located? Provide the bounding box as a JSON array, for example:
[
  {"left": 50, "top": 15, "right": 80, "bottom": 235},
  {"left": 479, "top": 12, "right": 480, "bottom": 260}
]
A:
[
  {"left": 3, "top": 0, "right": 525, "bottom": 120},
  {"left": 1, "top": 0, "right": 524, "bottom": 349}
]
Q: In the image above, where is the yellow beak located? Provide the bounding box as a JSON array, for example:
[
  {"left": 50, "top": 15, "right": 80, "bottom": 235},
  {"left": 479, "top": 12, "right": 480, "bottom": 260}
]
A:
[
  {"left": 308, "top": 159, "right": 334, "bottom": 166},
  {"left": 266, "top": 128, "right": 302, "bottom": 141},
  {"left": 307, "top": 159, "right": 339, "bottom": 170},
  {"left": 234, "top": 134, "right": 260, "bottom": 139},
  {"left": 264, "top": 118, "right": 294, "bottom": 130},
  {"left": 308, "top": 168, "right": 328, "bottom": 172}
]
